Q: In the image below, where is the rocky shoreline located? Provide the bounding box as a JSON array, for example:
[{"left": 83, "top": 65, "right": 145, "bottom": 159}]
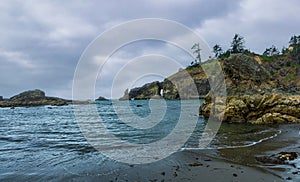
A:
[{"left": 199, "top": 93, "right": 300, "bottom": 124}]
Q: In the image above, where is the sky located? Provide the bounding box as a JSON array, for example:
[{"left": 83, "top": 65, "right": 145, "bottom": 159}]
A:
[{"left": 0, "top": 0, "right": 300, "bottom": 99}]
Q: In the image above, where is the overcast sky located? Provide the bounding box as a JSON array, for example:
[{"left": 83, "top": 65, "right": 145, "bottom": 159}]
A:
[{"left": 1, "top": 0, "right": 299, "bottom": 99}]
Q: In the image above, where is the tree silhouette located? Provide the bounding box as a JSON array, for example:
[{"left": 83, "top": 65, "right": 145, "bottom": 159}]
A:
[
  {"left": 263, "top": 45, "right": 280, "bottom": 56},
  {"left": 231, "top": 34, "right": 245, "bottom": 54},
  {"left": 213, "top": 44, "right": 222, "bottom": 57},
  {"left": 191, "top": 43, "right": 201, "bottom": 64}
]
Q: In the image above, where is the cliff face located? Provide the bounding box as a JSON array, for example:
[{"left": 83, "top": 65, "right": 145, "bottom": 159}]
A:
[
  {"left": 221, "top": 54, "right": 275, "bottom": 95},
  {"left": 0, "top": 89, "right": 68, "bottom": 107},
  {"left": 128, "top": 81, "right": 162, "bottom": 100},
  {"left": 197, "top": 53, "right": 300, "bottom": 124}
]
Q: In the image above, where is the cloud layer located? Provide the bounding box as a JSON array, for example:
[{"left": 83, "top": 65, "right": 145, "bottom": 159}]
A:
[{"left": 0, "top": 0, "right": 299, "bottom": 99}]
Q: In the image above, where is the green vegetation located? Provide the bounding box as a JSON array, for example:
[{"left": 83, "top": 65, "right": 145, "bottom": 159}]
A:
[
  {"left": 263, "top": 45, "right": 280, "bottom": 56},
  {"left": 213, "top": 44, "right": 222, "bottom": 57},
  {"left": 230, "top": 34, "right": 245, "bottom": 54}
]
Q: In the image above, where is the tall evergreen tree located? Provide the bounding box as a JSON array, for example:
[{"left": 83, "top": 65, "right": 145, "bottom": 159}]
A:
[
  {"left": 230, "top": 34, "right": 245, "bottom": 54},
  {"left": 191, "top": 43, "right": 201, "bottom": 64},
  {"left": 213, "top": 44, "right": 222, "bottom": 57}
]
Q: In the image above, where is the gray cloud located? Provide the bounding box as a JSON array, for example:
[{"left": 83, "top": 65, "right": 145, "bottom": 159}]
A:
[{"left": 0, "top": 0, "right": 299, "bottom": 99}]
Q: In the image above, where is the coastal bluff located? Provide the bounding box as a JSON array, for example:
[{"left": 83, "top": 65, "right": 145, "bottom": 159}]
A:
[
  {"left": 198, "top": 53, "right": 300, "bottom": 124},
  {"left": 0, "top": 89, "right": 68, "bottom": 108}
]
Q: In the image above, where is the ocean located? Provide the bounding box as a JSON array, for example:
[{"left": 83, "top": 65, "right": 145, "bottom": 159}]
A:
[{"left": 0, "top": 100, "right": 280, "bottom": 180}]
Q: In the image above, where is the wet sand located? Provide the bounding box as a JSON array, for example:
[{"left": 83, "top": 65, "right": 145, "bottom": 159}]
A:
[{"left": 66, "top": 124, "right": 300, "bottom": 182}]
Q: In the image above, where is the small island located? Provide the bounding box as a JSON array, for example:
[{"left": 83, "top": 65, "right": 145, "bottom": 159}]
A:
[
  {"left": 0, "top": 89, "right": 69, "bottom": 108},
  {"left": 95, "top": 96, "right": 108, "bottom": 101}
]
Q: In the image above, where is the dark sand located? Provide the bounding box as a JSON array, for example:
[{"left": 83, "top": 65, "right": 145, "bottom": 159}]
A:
[{"left": 69, "top": 124, "right": 300, "bottom": 182}]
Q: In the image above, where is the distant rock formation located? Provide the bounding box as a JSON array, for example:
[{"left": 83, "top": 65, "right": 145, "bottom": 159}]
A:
[
  {"left": 95, "top": 96, "right": 108, "bottom": 101},
  {"left": 0, "top": 89, "right": 68, "bottom": 108},
  {"left": 119, "top": 88, "right": 129, "bottom": 100}
]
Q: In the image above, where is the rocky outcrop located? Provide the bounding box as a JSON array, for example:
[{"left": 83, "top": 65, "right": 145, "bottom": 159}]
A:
[
  {"left": 95, "top": 96, "right": 108, "bottom": 101},
  {"left": 120, "top": 66, "right": 210, "bottom": 100},
  {"left": 126, "top": 81, "right": 163, "bottom": 100},
  {"left": 256, "top": 152, "right": 298, "bottom": 165},
  {"left": 199, "top": 93, "right": 300, "bottom": 124},
  {"left": 0, "top": 89, "right": 68, "bottom": 107},
  {"left": 119, "top": 89, "right": 129, "bottom": 100},
  {"left": 161, "top": 68, "right": 209, "bottom": 99},
  {"left": 197, "top": 54, "right": 300, "bottom": 124},
  {"left": 120, "top": 53, "right": 299, "bottom": 100},
  {"left": 221, "top": 54, "right": 276, "bottom": 95}
]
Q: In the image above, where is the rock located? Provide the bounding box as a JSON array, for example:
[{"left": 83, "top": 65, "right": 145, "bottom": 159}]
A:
[
  {"left": 278, "top": 152, "right": 298, "bottom": 161},
  {"left": 151, "top": 95, "right": 163, "bottom": 99},
  {"left": 161, "top": 79, "right": 179, "bottom": 100},
  {"left": 119, "top": 88, "right": 129, "bottom": 100},
  {"left": 10, "top": 89, "right": 46, "bottom": 101},
  {"left": 0, "top": 96, "right": 3, "bottom": 101},
  {"left": 199, "top": 93, "right": 300, "bottom": 124},
  {"left": 128, "top": 81, "right": 162, "bottom": 100},
  {"left": 256, "top": 152, "right": 298, "bottom": 165},
  {"left": 0, "top": 89, "right": 68, "bottom": 108},
  {"left": 221, "top": 54, "right": 274, "bottom": 95},
  {"left": 188, "top": 162, "right": 203, "bottom": 167},
  {"left": 95, "top": 96, "right": 108, "bottom": 101}
]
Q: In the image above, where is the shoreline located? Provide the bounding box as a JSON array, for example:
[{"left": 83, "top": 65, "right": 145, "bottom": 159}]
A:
[{"left": 52, "top": 124, "right": 299, "bottom": 181}]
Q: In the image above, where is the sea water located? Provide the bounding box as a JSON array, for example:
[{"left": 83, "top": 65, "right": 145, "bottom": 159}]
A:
[{"left": 0, "top": 100, "right": 279, "bottom": 180}]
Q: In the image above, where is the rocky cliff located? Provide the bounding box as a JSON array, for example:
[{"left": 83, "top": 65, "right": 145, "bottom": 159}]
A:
[
  {"left": 119, "top": 52, "right": 300, "bottom": 124},
  {"left": 0, "top": 89, "right": 68, "bottom": 107},
  {"left": 128, "top": 81, "right": 162, "bottom": 100},
  {"left": 121, "top": 53, "right": 299, "bottom": 100},
  {"left": 198, "top": 53, "right": 300, "bottom": 124}
]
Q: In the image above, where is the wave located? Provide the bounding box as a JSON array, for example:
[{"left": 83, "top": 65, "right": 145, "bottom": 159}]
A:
[{"left": 181, "top": 129, "right": 281, "bottom": 151}]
